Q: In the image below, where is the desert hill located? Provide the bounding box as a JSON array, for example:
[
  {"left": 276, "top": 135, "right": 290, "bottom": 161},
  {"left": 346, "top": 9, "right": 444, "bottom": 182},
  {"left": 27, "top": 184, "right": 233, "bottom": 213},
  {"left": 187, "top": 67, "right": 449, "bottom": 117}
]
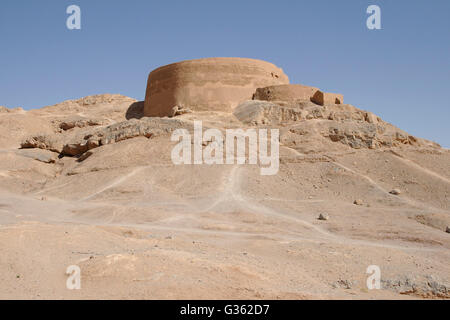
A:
[
  {"left": 0, "top": 58, "right": 448, "bottom": 299},
  {"left": 0, "top": 93, "right": 448, "bottom": 299}
]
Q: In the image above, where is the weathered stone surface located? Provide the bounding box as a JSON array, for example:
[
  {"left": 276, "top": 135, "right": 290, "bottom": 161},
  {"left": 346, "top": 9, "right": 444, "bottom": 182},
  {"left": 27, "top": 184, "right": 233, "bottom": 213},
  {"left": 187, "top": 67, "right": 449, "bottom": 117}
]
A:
[
  {"left": 233, "top": 100, "right": 301, "bottom": 125},
  {"left": 144, "top": 58, "right": 289, "bottom": 117},
  {"left": 311, "top": 91, "right": 344, "bottom": 105},
  {"left": 234, "top": 100, "right": 436, "bottom": 150},
  {"left": 332, "top": 279, "right": 354, "bottom": 289},
  {"left": 171, "top": 105, "right": 193, "bottom": 117},
  {"left": 365, "top": 112, "right": 379, "bottom": 124},
  {"left": 21, "top": 118, "right": 187, "bottom": 156},
  {"left": 253, "top": 84, "right": 319, "bottom": 102},
  {"left": 56, "top": 116, "right": 109, "bottom": 131},
  {"left": 59, "top": 118, "right": 187, "bottom": 156},
  {"left": 234, "top": 100, "right": 328, "bottom": 125},
  {"left": 16, "top": 149, "right": 59, "bottom": 163},
  {"left": 21, "top": 134, "right": 65, "bottom": 153},
  {"left": 235, "top": 101, "right": 368, "bottom": 126},
  {"left": 382, "top": 275, "right": 450, "bottom": 298}
]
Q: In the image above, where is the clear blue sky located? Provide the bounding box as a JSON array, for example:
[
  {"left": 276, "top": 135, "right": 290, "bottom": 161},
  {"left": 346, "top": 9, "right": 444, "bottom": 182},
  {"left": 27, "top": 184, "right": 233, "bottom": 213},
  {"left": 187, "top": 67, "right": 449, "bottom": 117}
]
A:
[{"left": 1, "top": 0, "right": 449, "bottom": 147}]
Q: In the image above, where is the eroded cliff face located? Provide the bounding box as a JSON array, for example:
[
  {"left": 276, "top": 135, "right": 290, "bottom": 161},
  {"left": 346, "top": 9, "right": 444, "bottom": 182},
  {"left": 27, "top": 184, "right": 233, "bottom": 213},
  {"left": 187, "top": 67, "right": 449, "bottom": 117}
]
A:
[{"left": 143, "top": 57, "right": 289, "bottom": 117}]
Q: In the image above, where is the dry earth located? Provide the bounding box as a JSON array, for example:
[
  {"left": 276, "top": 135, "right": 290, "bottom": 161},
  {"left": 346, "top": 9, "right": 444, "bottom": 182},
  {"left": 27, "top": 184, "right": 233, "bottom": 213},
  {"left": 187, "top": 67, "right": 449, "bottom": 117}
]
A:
[{"left": 0, "top": 94, "right": 449, "bottom": 299}]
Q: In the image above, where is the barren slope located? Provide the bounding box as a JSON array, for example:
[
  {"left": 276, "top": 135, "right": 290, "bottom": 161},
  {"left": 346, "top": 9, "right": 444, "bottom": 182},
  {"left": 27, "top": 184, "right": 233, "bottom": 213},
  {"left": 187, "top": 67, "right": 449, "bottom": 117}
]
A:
[{"left": 0, "top": 95, "right": 448, "bottom": 299}]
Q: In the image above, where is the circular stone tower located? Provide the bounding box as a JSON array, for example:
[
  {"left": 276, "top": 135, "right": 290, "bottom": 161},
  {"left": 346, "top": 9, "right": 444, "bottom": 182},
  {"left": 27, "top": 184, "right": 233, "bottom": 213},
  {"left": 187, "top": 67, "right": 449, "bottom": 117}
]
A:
[{"left": 144, "top": 57, "right": 289, "bottom": 117}]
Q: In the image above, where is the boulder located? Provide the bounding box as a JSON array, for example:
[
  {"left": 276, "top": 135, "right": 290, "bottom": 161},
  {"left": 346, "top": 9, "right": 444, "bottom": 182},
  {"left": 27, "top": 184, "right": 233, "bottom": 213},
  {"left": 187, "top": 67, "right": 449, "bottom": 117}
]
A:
[
  {"left": 389, "top": 189, "right": 402, "bottom": 195},
  {"left": 318, "top": 213, "right": 329, "bottom": 221}
]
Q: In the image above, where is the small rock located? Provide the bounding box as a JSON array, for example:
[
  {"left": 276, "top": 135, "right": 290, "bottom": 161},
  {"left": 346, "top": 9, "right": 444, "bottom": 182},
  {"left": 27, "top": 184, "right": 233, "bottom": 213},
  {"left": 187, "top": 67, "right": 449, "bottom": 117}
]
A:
[
  {"left": 333, "top": 279, "right": 353, "bottom": 290},
  {"left": 318, "top": 213, "right": 329, "bottom": 221},
  {"left": 171, "top": 105, "right": 192, "bottom": 117},
  {"left": 446, "top": 226, "right": 450, "bottom": 234},
  {"left": 389, "top": 189, "right": 401, "bottom": 195},
  {"left": 353, "top": 199, "right": 363, "bottom": 206}
]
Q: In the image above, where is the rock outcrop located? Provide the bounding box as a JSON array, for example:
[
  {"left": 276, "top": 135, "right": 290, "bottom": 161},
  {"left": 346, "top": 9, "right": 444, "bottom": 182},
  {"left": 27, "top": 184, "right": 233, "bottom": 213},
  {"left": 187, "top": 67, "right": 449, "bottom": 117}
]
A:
[
  {"left": 144, "top": 57, "right": 289, "bottom": 117},
  {"left": 56, "top": 115, "right": 110, "bottom": 131},
  {"left": 21, "top": 118, "right": 186, "bottom": 157},
  {"left": 233, "top": 100, "right": 438, "bottom": 150},
  {"left": 21, "top": 134, "right": 65, "bottom": 154}
]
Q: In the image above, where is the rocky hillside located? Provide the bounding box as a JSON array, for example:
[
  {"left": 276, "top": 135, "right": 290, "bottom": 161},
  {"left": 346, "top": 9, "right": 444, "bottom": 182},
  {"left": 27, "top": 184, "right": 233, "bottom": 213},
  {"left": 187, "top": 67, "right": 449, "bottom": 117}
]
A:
[{"left": 0, "top": 94, "right": 448, "bottom": 299}]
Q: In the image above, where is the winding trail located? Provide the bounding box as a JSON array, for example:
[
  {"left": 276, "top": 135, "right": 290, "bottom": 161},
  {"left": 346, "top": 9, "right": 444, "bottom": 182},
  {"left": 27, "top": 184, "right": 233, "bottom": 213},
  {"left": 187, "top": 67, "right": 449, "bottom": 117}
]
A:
[{"left": 181, "top": 163, "right": 448, "bottom": 253}]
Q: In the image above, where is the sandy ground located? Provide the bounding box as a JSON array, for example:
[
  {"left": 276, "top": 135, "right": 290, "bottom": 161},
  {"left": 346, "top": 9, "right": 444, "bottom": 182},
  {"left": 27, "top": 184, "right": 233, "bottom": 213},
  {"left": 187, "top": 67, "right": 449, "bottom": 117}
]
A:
[{"left": 0, "top": 95, "right": 448, "bottom": 299}]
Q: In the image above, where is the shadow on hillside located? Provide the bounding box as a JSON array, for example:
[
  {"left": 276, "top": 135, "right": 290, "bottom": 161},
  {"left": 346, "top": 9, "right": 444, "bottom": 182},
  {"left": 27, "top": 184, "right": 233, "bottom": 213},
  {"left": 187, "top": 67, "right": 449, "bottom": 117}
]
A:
[{"left": 125, "top": 101, "right": 145, "bottom": 120}]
